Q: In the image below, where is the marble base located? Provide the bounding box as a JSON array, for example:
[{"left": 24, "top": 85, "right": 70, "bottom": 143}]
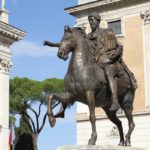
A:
[{"left": 56, "top": 145, "right": 149, "bottom": 150}]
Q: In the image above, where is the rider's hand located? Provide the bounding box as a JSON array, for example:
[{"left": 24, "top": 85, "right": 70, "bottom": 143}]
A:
[{"left": 43, "top": 41, "right": 48, "bottom": 46}]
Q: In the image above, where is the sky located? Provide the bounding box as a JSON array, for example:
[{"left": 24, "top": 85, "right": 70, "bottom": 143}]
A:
[{"left": 5, "top": 0, "right": 78, "bottom": 150}]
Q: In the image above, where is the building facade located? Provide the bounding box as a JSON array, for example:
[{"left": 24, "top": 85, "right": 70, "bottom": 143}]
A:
[{"left": 65, "top": 0, "right": 150, "bottom": 148}]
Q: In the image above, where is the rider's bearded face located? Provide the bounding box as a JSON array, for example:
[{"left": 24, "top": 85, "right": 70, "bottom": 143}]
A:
[{"left": 88, "top": 17, "right": 100, "bottom": 31}]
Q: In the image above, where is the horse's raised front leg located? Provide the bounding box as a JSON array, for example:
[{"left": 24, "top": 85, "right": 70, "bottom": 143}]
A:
[
  {"left": 47, "top": 92, "right": 73, "bottom": 127},
  {"left": 54, "top": 103, "right": 67, "bottom": 118},
  {"left": 103, "top": 107, "right": 125, "bottom": 146},
  {"left": 86, "top": 91, "right": 97, "bottom": 145}
]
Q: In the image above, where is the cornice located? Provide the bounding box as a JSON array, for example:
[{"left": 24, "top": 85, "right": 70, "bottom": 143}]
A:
[
  {"left": 65, "top": 0, "right": 123, "bottom": 16},
  {"left": 65, "top": 0, "right": 150, "bottom": 17},
  {"left": 0, "top": 21, "right": 26, "bottom": 42},
  {"left": 0, "top": 34, "right": 15, "bottom": 45}
]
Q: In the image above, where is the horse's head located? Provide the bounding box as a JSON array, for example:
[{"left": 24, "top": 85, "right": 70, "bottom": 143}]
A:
[{"left": 58, "top": 25, "right": 76, "bottom": 60}]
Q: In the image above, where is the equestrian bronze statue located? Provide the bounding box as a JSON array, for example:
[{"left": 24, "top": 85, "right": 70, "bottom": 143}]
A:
[{"left": 43, "top": 13, "right": 137, "bottom": 147}]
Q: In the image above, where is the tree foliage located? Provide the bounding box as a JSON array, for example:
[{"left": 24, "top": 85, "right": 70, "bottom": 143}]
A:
[
  {"left": 10, "top": 77, "right": 45, "bottom": 114},
  {"left": 10, "top": 77, "right": 64, "bottom": 150},
  {"left": 42, "top": 78, "right": 64, "bottom": 93}
]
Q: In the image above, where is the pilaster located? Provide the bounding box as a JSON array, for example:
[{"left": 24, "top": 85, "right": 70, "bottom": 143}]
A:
[{"left": 141, "top": 9, "right": 150, "bottom": 111}]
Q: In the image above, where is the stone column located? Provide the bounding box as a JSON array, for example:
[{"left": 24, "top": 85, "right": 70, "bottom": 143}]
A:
[
  {"left": 0, "top": 59, "right": 11, "bottom": 150},
  {"left": 0, "top": 8, "right": 26, "bottom": 150},
  {"left": 141, "top": 10, "right": 150, "bottom": 111}
]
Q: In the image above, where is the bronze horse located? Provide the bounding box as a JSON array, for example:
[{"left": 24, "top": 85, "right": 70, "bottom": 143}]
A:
[{"left": 47, "top": 26, "right": 136, "bottom": 146}]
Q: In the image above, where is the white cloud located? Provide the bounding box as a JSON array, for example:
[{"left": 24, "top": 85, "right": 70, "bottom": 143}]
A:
[{"left": 11, "top": 40, "right": 58, "bottom": 57}]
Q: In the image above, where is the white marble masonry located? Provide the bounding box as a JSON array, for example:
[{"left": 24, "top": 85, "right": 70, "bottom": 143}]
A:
[
  {"left": 78, "top": 0, "right": 97, "bottom": 5},
  {"left": 77, "top": 113, "right": 150, "bottom": 149},
  {"left": 0, "top": 8, "right": 26, "bottom": 150},
  {"left": 57, "top": 145, "right": 149, "bottom": 150}
]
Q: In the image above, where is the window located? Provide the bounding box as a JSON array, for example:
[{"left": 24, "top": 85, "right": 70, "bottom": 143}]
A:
[{"left": 108, "top": 20, "right": 121, "bottom": 35}]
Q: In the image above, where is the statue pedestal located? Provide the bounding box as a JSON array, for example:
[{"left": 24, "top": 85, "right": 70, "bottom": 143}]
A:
[{"left": 56, "top": 145, "right": 149, "bottom": 150}]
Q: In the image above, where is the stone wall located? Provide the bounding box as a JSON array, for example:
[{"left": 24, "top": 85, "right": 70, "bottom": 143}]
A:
[{"left": 77, "top": 113, "right": 150, "bottom": 148}]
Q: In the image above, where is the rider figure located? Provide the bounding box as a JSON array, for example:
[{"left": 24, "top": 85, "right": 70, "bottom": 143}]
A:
[
  {"left": 87, "top": 12, "right": 137, "bottom": 111},
  {"left": 88, "top": 12, "right": 121, "bottom": 111}
]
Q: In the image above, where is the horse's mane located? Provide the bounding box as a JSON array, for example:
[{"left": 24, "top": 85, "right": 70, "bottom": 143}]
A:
[
  {"left": 72, "top": 27, "right": 97, "bottom": 53},
  {"left": 71, "top": 27, "right": 106, "bottom": 84},
  {"left": 72, "top": 27, "right": 87, "bottom": 39}
]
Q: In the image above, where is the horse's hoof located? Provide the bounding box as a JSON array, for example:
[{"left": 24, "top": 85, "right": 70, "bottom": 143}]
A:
[
  {"left": 118, "top": 141, "right": 125, "bottom": 146},
  {"left": 48, "top": 115, "right": 56, "bottom": 127},
  {"left": 54, "top": 111, "right": 65, "bottom": 118},
  {"left": 125, "top": 141, "right": 131, "bottom": 147},
  {"left": 88, "top": 139, "right": 96, "bottom": 145}
]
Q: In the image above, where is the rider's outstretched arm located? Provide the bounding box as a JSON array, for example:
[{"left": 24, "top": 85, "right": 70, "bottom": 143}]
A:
[{"left": 43, "top": 41, "right": 60, "bottom": 47}]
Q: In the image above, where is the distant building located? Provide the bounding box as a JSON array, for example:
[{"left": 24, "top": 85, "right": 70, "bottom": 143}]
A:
[
  {"left": 65, "top": 0, "right": 150, "bottom": 148},
  {"left": 0, "top": 8, "right": 26, "bottom": 150}
]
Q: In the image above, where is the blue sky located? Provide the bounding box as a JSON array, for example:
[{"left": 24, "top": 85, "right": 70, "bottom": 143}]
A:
[
  {"left": 6, "top": 0, "right": 78, "bottom": 150},
  {"left": 8, "top": 0, "right": 77, "bottom": 80}
]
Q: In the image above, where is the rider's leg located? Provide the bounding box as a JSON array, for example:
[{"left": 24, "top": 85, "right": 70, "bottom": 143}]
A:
[{"left": 105, "top": 65, "right": 120, "bottom": 111}]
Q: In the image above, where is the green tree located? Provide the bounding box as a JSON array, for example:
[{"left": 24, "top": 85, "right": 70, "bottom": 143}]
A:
[
  {"left": 10, "top": 77, "right": 64, "bottom": 150},
  {"left": 42, "top": 78, "right": 64, "bottom": 93}
]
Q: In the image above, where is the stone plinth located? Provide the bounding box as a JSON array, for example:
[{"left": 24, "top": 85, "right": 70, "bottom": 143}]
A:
[{"left": 56, "top": 145, "right": 149, "bottom": 150}]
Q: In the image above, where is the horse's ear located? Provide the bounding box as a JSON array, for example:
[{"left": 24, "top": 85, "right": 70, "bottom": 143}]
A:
[{"left": 64, "top": 25, "right": 72, "bottom": 32}]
